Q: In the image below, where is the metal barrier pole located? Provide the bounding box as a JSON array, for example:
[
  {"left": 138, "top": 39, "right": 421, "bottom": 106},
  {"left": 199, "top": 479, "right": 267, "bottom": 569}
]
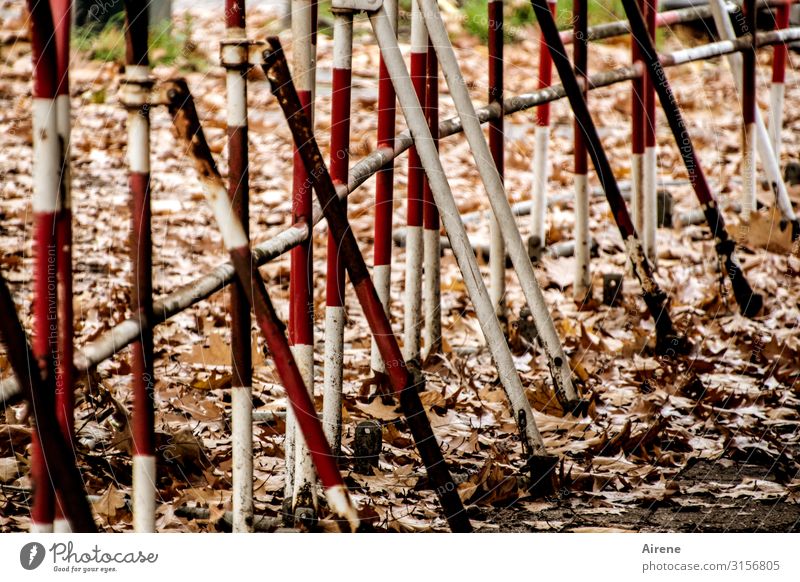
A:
[
  {"left": 770, "top": 1, "right": 791, "bottom": 159},
  {"left": 122, "top": 0, "right": 156, "bottom": 533},
  {"left": 573, "top": 0, "right": 591, "bottom": 301},
  {"left": 530, "top": 0, "right": 557, "bottom": 258},
  {"left": 323, "top": 8, "right": 354, "bottom": 457},
  {"left": 223, "top": 0, "right": 253, "bottom": 533},
  {"left": 28, "top": 0, "right": 60, "bottom": 533},
  {"left": 488, "top": 0, "right": 506, "bottom": 321},
  {"left": 643, "top": 0, "right": 658, "bottom": 263},
  {"left": 404, "top": 0, "right": 427, "bottom": 362},
  {"left": 631, "top": 0, "right": 646, "bottom": 264},
  {"left": 422, "top": 40, "right": 441, "bottom": 359},
  {"left": 52, "top": 0, "right": 75, "bottom": 534},
  {"left": 743, "top": 0, "right": 758, "bottom": 216}
]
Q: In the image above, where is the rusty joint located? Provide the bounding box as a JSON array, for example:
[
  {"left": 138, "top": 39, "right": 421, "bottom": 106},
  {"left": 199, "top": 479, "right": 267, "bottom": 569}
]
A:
[{"left": 220, "top": 39, "right": 267, "bottom": 69}]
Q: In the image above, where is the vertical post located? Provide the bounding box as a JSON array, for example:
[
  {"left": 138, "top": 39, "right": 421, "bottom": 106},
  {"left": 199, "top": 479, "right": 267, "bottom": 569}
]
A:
[
  {"left": 371, "top": 0, "right": 398, "bottom": 391},
  {"left": 770, "top": 1, "right": 791, "bottom": 160},
  {"left": 643, "top": 0, "right": 658, "bottom": 263},
  {"left": 422, "top": 40, "right": 441, "bottom": 359},
  {"left": 742, "top": 0, "right": 758, "bottom": 217},
  {"left": 122, "top": 0, "right": 156, "bottom": 533},
  {"left": 323, "top": 9, "right": 353, "bottom": 457},
  {"left": 288, "top": 0, "right": 318, "bottom": 516},
  {"left": 488, "top": 0, "right": 505, "bottom": 320},
  {"left": 224, "top": 0, "right": 253, "bottom": 533},
  {"left": 573, "top": 0, "right": 591, "bottom": 301},
  {"left": 404, "top": 1, "right": 427, "bottom": 362},
  {"left": 631, "top": 0, "right": 645, "bottom": 260},
  {"left": 27, "top": 0, "right": 60, "bottom": 534},
  {"left": 52, "top": 0, "right": 75, "bottom": 534},
  {"left": 530, "top": 0, "right": 556, "bottom": 258}
]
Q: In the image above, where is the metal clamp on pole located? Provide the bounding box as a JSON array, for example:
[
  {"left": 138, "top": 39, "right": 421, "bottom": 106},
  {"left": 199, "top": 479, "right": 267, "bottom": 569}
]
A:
[{"left": 219, "top": 39, "right": 268, "bottom": 69}]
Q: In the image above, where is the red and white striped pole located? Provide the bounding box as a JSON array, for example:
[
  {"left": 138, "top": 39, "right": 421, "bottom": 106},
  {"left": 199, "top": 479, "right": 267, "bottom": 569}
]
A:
[
  {"left": 122, "top": 0, "right": 156, "bottom": 533},
  {"left": 631, "top": 0, "right": 645, "bottom": 258},
  {"left": 287, "top": 0, "right": 318, "bottom": 516},
  {"left": 404, "top": 0, "right": 427, "bottom": 362},
  {"left": 643, "top": 0, "right": 658, "bottom": 262},
  {"left": 371, "top": 0, "right": 398, "bottom": 387},
  {"left": 323, "top": 8, "right": 353, "bottom": 456},
  {"left": 164, "top": 80, "right": 360, "bottom": 530},
  {"left": 28, "top": 0, "right": 60, "bottom": 534},
  {"left": 422, "top": 40, "right": 441, "bottom": 358},
  {"left": 223, "top": 0, "right": 253, "bottom": 533},
  {"left": 770, "top": 1, "right": 791, "bottom": 159},
  {"left": 742, "top": 0, "right": 758, "bottom": 217},
  {"left": 52, "top": 0, "right": 75, "bottom": 534},
  {"left": 488, "top": 0, "right": 505, "bottom": 319},
  {"left": 530, "top": 0, "right": 556, "bottom": 257},
  {"left": 573, "top": 0, "right": 591, "bottom": 300}
]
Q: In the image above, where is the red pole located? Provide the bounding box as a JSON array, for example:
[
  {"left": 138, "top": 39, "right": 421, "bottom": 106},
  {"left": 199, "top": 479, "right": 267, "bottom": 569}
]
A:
[
  {"left": 288, "top": 0, "right": 318, "bottom": 516},
  {"left": 224, "top": 0, "right": 253, "bottom": 533},
  {"left": 742, "top": 0, "right": 758, "bottom": 215},
  {"left": 643, "top": 0, "right": 658, "bottom": 262},
  {"left": 404, "top": 1, "right": 427, "bottom": 361},
  {"left": 573, "top": 0, "right": 591, "bottom": 300},
  {"left": 323, "top": 9, "right": 353, "bottom": 456},
  {"left": 631, "top": 0, "right": 645, "bottom": 249},
  {"left": 371, "top": 0, "right": 398, "bottom": 389},
  {"left": 28, "top": 0, "right": 60, "bottom": 533},
  {"left": 422, "top": 41, "right": 441, "bottom": 357},
  {"left": 122, "top": 0, "right": 156, "bottom": 532},
  {"left": 488, "top": 0, "right": 505, "bottom": 319},
  {"left": 530, "top": 0, "right": 556, "bottom": 256},
  {"left": 770, "top": 1, "right": 791, "bottom": 158},
  {"left": 51, "top": 0, "right": 75, "bottom": 534}
]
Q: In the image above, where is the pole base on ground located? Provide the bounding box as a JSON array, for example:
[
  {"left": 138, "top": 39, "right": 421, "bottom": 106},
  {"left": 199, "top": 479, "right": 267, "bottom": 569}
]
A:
[
  {"left": 353, "top": 420, "right": 382, "bottom": 474},
  {"left": 564, "top": 398, "right": 591, "bottom": 417},
  {"left": 527, "top": 235, "right": 545, "bottom": 262},
  {"left": 524, "top": 454, "right": 558, "bottom": 498},
  {"left": 602, "top": 273, "right": 623, "bottom": 306},
  {"left": 655, "top": 333, "right": 693, "bottom": 357}
]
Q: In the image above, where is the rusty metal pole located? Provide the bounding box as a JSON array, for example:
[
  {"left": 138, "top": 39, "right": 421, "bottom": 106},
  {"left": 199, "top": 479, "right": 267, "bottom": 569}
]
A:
[
  {"left": 422, "top": 40, "right": 441, "bottom": 359},
  {"left": 122, "top": 0, "right": 156, "bottom": 533},
  {"left": 530, "top": 0, "right": 556, "bottom": 258},
  {"left": 164, "top": 79, "right": 361, "bottom": 531},
  {"left": 371, "top": 0, "right": 398, "bottom": 392},
  {"left": 488, "top": 0, "right": 506, "bottom": 321},
  {"left": 0, "top": 271, "right": 96, "bottom": 532},
  {"left": 323, "top": 8, "right": 353, "bottom": 457},
  {"left": 619, "top": 0, "right": 764, "bottom": 317},
  {"left": 51, "top": 0, "right": 75, "bottom": 534},
  {"left": 573, "top": 0, "right": 591, "bottom": 301},
  {"left": 529, "top": 0, "right": 688, "bottom": 353},
  {"left": 261, "top": 41, "right": 474, "bottom": 530},
  {"left": 287, "top": 0, "right": 318, "bottom": 517},
  {"left": 28, "top": 0, "right": 60, "bottom": 533},
  {"left": 222, "top": 0, "right": 253, "bottom": 533},
  {"left": 404, "top": 0, "right": 427, "bottom": 363}
]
